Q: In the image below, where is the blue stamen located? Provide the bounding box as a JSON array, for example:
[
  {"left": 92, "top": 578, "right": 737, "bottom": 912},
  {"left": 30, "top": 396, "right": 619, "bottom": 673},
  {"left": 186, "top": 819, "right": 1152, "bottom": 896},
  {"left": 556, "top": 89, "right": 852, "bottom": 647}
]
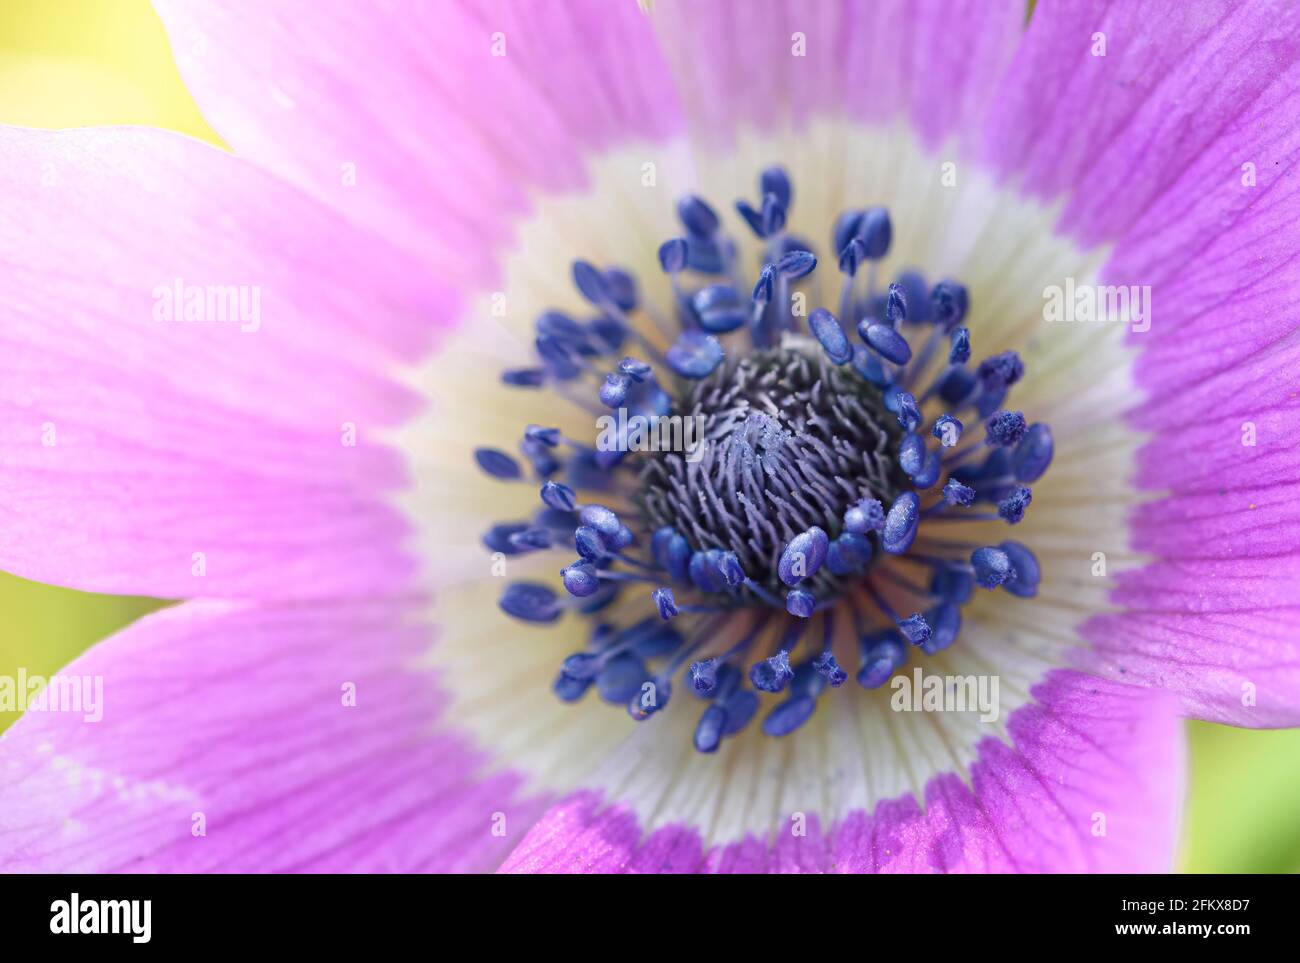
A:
[
  {"left": 1012, "top": 423, "right": 1054, "bottom": 481},
  {"left": 749, "top": 649, "right": 794, "bottom": 693},
  {"left": 658, "top": 237, "right": 688, "bottom": 273},
  {"left": 932, "top": 366, "right": 976, "bottom": 406},
  {"left": 931, "top": 280, "right": 969, "bottom": 330},
  {"left": 761, "top": 695, "right": 816, "bottom": 737},
  {"left": 474, "top": 447, "right": 523, "bottom": 480},
  {"left": 500, "top": 582, "right": 563, "bottom": 623},
  {"left": 971, "top": 546, "right": 1017, "bottom": 589},
  {"left": 894, "top": 391, "right": 923, "bottom": 431},
  {"left": 776, "top": 249, "right": 816, "bottom": 279},
  {"left": 540, "top": 480, "right": 577, "bottom": 513},
  {"left": 942, "top": 478, "right": 977, "bottom": 506},
  {"left": 895, "top": 272, "right": 931, "bottom": 323},
  {"left": 597, "top": 654, "right": 651, "bottom": 704},
  {"left": 899, "top": 434, "right": 926, "bottom": 477},
  {"left": 652, "top": 587, "right": 679, "bottom": 620},
  {"left": 571, "top": 260, "right": 611, "bottom": 306},
  {"left": 850, "top": 345, "right": 890, "bottom": 386},
  {"left": 809, "top": 307, "right": 852, "bottom": 364},
  {"left": 651, "top": 526, "right": 692, "bottom": 581},
  {"left": 598, "top": 372, "right": 630, "bottom": 408},
  {"left": 826, "top": 532, "right": 872, "bottom": 574},
  {"left": 526, "top": 425, "right": 562, "bottom": 447},
  {"left": 786, "top": 588, "right": 817, "bottom": 618},
  {"left": 882, "top": 492, "right": 921, "bottom": 554},
  {"left": 693, "top": 703, "right": 727, "bottom": 752},
  {"left": 857, "top": 207, "right": 892, "bottom": 259},
  {"left": 760, "top": 193, "right": 787, "bottom": 236},
  {"left": 897, "top": 612, "right": 933, "bottom": 647},
  {"left": 483, "top": 522, "right": 531, "bottom": 556},
  {"left": 693, "top": 284, "right": 747, "bottom": 334},
  {"left": 885, "top": 282, "right": 907, "bottom": 325},
  {"left": 813, "top": 651, "right": 848, "bottom": 687},
  {"left": 752, "top": 263, "right": 775, "bottom": 306},
  {"left": 778, "top": 527, "right": 830, "bottom": 585},
  {"left": 575, "top": 522, "right": 619, "bottom": 558},
  {"left": 507, "top": 527, "right": 552, "bottom": 552},
  {"left": 689, "top": 657, "right": 720, "bottom": 695},
  {"left": 665, "top": 331, "right": 725, "bottom": 379},
  {"left": 844, "top": 498, "right": 886, "bottom": 534},
  {"left": 553, "top": 672, "right": 593, "bottom": 702},
  {"left": 677, "top": 195, "right": 721, "bottom": 237},
  {"left": 535, "top": 310, "right": 587, "bottom": 345},
  {"left": 578, "top": 504, "right": 621, "bottom": 537},
  {"left": 911, "top": 449, "right": 941, "bottom": 488},
  {"left": 561, "top": 652, "right": 602, "bottom": 680},
  {"left": 997, "top": 486, "right": 1033, "bottom": 524},
  {"left": 618, "top": 357, "right": 652, "bottom": 382},
  {"left": 978, "top": 351, "right": 1025, "bottom": 390},
  {"left": 605, "top": 268, "right": 638, "bottom": 311},
  {"left": 833, "top": 210, "right": 865, "bottom": 255},
  {"left": 921, "top": 601, "right": 961, "bottom": 654},
  {"left": 933, "top": 414, "right": 963, "bottom": 447},
  {"left": 561, "top": 561, "right": 601, "bottom": 597},
  {"left": 519, "top": 438, "right": 557, "bottom": 478},
  {"left": 721, "top": 688, "right": 760, "bottom": 734},
  {"left": 999, "top": 541, "right": 1041, "bottom": 598},
  {"left": 735, "top": 199, "right": 765, "bottom": 238},
  {"left": 760, "top": 166, "right": 792, "bottom": 209},
  {"left": 949, "top": 327, "right": 971, "bottom": 364},
  {"left": 860, "top": 320, "right": 913, "bottom": 365},
  {"left": 838, "top": 236, "right": 866, "bottom": 276},
  {"left": 502, "top": 367, "right": 546, "bottom": 388},
  {"left": 589, "top": 315, "right": 629, "bottom": 353},
  {"left": 535, "top": 334, "right": 582, "bottom": 380},
  {"left": 687, "top": 549, "right": 729, "bottom": 593},
  {"left": 857, "top": 629, "right": 908, "bottom": 689},
  {"left": 685, "top": 236, "right": 726, "bottom": 274},
  {"left": 985, "top": 410, "right": 1028, "bottom": 447},
  {"left": 717, "top": 551, "right": 747, "bottom": 587}
]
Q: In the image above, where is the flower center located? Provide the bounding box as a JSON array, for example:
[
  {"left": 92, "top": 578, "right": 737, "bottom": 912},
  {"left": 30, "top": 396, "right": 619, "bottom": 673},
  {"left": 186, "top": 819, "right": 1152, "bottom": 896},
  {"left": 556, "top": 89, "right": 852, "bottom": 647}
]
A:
[
  {"left": 480, "top": 164, "right": 1054, "bottom": 751},
  {"left": 639, "top": 344, "right": 907, "bottom": 598}
]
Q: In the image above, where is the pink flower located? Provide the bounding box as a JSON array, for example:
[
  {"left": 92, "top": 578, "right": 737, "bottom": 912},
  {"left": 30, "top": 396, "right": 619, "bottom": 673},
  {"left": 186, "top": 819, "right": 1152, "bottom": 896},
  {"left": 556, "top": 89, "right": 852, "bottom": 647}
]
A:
[{"left": 1, "top": 0, "right": 1297, "bottom": 873}]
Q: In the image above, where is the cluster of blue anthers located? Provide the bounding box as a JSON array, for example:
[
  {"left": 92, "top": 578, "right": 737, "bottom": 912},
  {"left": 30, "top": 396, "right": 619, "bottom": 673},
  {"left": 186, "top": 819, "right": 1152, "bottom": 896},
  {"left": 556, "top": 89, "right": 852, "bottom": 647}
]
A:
[{"left": 479, "top": 166, "right": 1052, "bottom": 752}]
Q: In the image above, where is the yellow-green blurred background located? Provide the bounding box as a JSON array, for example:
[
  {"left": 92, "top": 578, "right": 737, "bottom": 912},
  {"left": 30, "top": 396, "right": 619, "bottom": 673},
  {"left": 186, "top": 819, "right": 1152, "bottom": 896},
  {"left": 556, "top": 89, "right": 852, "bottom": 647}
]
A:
[{"left": 2, "top": 0, "right": 1297, "bottom": 873}]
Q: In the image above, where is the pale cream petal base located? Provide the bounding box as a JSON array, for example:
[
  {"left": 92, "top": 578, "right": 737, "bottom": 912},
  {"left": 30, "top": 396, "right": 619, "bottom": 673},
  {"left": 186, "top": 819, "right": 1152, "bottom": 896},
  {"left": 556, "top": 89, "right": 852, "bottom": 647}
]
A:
[{"left": 397, "top": 120, "right": 1147, "bottom": 844}]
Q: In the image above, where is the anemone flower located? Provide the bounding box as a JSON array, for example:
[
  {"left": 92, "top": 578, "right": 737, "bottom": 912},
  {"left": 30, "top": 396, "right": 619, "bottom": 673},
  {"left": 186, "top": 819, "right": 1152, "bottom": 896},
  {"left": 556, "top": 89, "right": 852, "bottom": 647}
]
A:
[{"left": 1, "top": 0, "right": 1297, "bottom": 875}]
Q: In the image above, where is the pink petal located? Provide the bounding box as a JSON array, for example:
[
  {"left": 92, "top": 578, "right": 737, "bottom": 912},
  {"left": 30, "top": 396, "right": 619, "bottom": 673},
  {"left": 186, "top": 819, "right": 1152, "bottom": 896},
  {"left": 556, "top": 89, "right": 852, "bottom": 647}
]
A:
[
  {"left": 980, "top": 0, "right": 1300, "bottom": 246},
  {"left": 153, "top": 0, "right": 683, "bottom": 287},
  {"left": 0, "top": 125, "right": 446, "bottom": 599},
  {"left": 1082, "top": 347, "right": 1300, "bottom": 725},
  {"left": 981, "top": 2, "right": 1300, "bottom": 723},
  {"left": 0, "top": 599, "right": 546, "bottom": 872},
  {"left": 498, "top": 672, "right": 1183, "bottom": 873},
  {"left": 650, "top": 0, "right": 1024, "bottom": 150}
]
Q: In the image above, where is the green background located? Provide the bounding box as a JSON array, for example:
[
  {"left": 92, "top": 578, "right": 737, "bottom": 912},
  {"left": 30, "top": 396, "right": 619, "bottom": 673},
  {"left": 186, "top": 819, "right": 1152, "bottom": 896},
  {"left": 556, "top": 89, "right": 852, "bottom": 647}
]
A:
[{"left": 2, "top": 0, "right": 1296, "bottom": 873}]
